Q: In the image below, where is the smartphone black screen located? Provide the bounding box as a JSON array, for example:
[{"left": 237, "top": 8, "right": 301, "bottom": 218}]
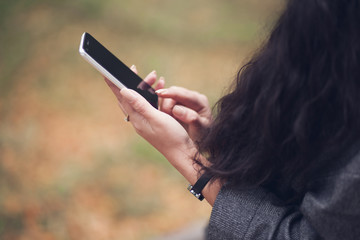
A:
[{"left": 82, "top": 32, "right": 158, "bottom": 108}]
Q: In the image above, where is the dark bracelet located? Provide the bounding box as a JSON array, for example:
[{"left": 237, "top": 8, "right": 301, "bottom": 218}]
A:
[{"left": 187, "top": 173, "right": 212, "bottom": 201}]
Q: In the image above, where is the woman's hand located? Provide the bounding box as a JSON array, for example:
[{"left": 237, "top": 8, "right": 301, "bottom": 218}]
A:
[
  {"left": 104, "top": 67, "right": 198, "bottom": 176},
  {"left": 156, "top": 87, "right": 212, "bottom": 142},
  {"left": 118, "top": 88, "right": 195, "bottom": 161},
  {"left": 104, "top": 67, "right": 221, "bottom": 205}
]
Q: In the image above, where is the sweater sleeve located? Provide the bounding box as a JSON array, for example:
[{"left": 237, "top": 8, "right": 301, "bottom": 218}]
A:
[{"left": 207, "top": 153, "right": 360, "bottom": 240}]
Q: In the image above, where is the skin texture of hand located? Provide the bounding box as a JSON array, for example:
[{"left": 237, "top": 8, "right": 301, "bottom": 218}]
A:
[
  {"left": 104, "top": 66, "right": 221, "bottom": 205},
  {"left": 156, "top": 87, "right": 212, "bottom": 142},
  {"left": 104, "top": 67, "right": 198, "bottom": 177}
]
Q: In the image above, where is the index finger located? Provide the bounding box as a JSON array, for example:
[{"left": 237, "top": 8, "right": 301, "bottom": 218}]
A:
[{"left": 156, "top": 86, "right": 208, "bottom": 112}]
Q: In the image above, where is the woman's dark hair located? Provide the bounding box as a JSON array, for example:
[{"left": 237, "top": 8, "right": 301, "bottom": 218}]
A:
[{"left": 199, "top": 0, "right": 360, "bottom": 203}]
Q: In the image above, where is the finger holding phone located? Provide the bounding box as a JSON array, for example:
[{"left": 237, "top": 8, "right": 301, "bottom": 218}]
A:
[
  {"left": 79, "top": 32, "right": 159, "bottom": 108},
  {"left": 104, "top": 66, "right": 164, "bottom": 118},
  {"left": 156, "top": 87, "right": 212, "bottom": 142},
  {"left": 79, "top": 32, "right": 210, "bottom": 140}
]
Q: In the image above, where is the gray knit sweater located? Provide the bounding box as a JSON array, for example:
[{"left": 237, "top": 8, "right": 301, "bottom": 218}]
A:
[{"left": 207, "top": 146, "right": 360, "bottom": 239}]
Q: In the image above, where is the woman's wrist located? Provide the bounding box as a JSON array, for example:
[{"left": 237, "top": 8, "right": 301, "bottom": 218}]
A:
[
  {"left": 161, "top": 140, "right": 222, "bottom": 206},
  {"left": 161, "top": 139, "right": 200, "bottom": 184}
]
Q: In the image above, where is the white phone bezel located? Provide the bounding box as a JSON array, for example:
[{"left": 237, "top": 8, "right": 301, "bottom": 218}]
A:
[{"left": 79, "top": 32, "right": 126, "bottom": 90}]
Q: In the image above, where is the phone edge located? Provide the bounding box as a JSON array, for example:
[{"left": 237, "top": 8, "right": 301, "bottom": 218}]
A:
[{"left": 79, "top": 32, "right": 126, "bottom": 90}]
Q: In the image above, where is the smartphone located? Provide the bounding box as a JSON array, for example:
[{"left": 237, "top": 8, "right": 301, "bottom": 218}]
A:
[{"left": 79, "top": 32, "right": 158, "bottom": 108}]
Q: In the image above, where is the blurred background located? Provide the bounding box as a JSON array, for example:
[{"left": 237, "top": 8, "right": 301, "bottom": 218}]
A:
[{"left": 0, "top": 0, "right": 283, "bottom": 239}]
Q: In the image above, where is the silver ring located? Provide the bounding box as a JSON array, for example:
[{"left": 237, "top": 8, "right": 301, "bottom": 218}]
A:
[{"left": 124, "top": 115, "right": 130, "bottom": 122}]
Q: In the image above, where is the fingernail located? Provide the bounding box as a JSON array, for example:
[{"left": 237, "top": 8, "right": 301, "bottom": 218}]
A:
[
  {"left": 156, "top": 89, "right": 167, "bottom": 95},
  {"left": 131, "top": 65, "right": 137, "bottom": 70},
  {"left": 159, "top": 76, "right": 165, "bottom": 81}
]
